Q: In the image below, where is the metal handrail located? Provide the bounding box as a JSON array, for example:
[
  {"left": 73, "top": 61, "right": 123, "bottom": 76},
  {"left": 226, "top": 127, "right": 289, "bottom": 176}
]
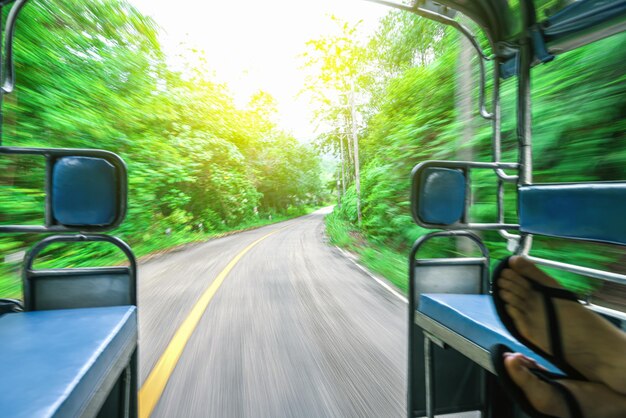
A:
[
  {"left": 2, "top": 0, "right": 29, "bottom": 94},
  {"left": 527, "top": 256, "right": 626, "bottom": 287}
]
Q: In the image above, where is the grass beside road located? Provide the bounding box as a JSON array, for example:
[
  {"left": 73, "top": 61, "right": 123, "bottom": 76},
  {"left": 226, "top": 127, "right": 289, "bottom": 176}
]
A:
[
  {"left": 0, "top": 206, "right": 322, "bottom": 300},
  {"left": 325, "top": 211, "right": 408, "bottom": 294},
  {"left": 325, "top": 209, "right": 604, "bottom": 298}
]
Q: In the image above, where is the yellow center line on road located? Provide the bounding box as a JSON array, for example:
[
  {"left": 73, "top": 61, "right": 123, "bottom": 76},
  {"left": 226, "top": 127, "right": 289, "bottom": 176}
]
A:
[{"left": 138, "top": 226, "right": 287, "bottom": 418}]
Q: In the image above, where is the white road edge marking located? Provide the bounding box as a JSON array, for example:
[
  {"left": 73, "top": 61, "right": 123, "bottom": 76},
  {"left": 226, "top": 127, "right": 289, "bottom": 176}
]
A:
[{"left": 335, "top": 246, "right": 409, "bottom": 304}]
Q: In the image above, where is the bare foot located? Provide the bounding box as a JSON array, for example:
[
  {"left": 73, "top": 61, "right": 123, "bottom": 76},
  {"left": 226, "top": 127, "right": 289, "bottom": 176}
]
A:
[
  {"left": 505, "top": 352, "right": 626, "bottom": 418},
  {"left": 497, "top": 256, "right": 626, "bottom": 394},
  {"left": 504, "top": 352, "right": 570, "bottom": 417}
]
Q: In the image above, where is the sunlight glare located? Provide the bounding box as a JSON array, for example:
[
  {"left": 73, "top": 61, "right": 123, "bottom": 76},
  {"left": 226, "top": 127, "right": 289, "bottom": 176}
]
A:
[{"left": 128, "top": 0, "right": 388, "bottom": 140}]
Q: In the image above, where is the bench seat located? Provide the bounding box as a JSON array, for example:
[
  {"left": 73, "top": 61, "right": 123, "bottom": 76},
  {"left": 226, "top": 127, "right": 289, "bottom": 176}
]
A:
[
  {"left": 416, "top": 294, "right": 561, "bottom": 374},
  {"left": 0, "top": 305, "right": 137, "bottom": 418}
]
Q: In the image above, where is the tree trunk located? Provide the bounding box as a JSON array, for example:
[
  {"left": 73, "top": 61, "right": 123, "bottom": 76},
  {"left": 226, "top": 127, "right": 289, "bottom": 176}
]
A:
[
  {"left": 339, "top": 135, "right": 346, "bottom": 195},
  {"left": 350, "top": 79, "right": 362, "bottom": 225}
]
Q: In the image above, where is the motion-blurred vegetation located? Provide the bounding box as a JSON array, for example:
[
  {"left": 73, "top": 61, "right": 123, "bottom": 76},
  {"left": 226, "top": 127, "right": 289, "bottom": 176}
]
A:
[
  {"left": 308, "top": 11, "right": 625, "bottom": 293},
  {"left": 0, "top": 0, "right": 328, "bottom": 297}
]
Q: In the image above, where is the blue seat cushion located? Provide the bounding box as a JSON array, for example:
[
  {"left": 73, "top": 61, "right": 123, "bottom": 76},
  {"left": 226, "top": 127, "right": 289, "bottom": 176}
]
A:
[
  {"left": 0, "top": 306, "right": 137, "bottom": 418},
  {"left": 419, "top": 294, "right": 561, "bottom": 373},
  {"left": 52, "top": 156, "right": 118, "bottom": 226},
  {"left": 519, "top": 183, "right": 626, "bottom": 246}
]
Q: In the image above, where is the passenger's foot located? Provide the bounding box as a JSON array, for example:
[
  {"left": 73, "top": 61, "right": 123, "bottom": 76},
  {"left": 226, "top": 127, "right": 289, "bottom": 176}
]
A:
[
  {"left": 497, "top": 256, "right": 626, "bottom": 394},
  {"left": 505, "top": 352, "right": 626, "bottom": 418}
]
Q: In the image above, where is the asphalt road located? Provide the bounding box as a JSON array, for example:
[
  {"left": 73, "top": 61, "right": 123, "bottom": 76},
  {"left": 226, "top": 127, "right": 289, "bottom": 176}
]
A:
[{"left": 137, "top": 207, "right": 408, "bottom": 417}]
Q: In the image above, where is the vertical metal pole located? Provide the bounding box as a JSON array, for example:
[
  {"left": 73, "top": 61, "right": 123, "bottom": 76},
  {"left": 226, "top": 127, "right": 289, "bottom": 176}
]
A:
[
  {"left": 44, "top": 156, "right": 53, "bottom": 227},
  {"left": 407, "top": 256, "right": 416, "bottom": 418},
  {"left": 424, "top": 336, "right": 435, "bottom": 418},
  {"left": 517, "top": 2, "right": 534, "bottom": 255},
  {"left": 123, "top": 366, "right": 131, "bottom": 418},
  {"left": 130, "top": 349, "right": 138, "bottom": 418},
  {"left": 517, "top": 46, "right": 532, "bottom": 186},
  {"left": 492, "top": 63, "right": 505, "bottom": 224}
]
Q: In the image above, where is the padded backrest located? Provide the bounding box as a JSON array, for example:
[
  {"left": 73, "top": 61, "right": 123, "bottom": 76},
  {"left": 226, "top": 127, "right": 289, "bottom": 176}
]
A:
[
  {"left": 28, "top": 268, "right": 133, "bottom": 311},
  {"left": 414, "top": 264, "right": 483, "bottom": 294},
  {"left": 519, "top": 183, "right": 626, "bottom": 246},
  {"left": 413, "top": 167, "right": 466, "bottom": 226},
  {"left": 52, "top": 156, "right": 119, "bottom": 226}
]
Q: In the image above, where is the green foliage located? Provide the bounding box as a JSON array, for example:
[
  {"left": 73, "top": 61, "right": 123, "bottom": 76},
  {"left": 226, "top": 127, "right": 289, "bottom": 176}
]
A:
[
  {"left": 320, "top": 12, "right": 625, "bottom": 293},
  {"left": 0, "top": 0, "right": 325, "bottom": 298}
]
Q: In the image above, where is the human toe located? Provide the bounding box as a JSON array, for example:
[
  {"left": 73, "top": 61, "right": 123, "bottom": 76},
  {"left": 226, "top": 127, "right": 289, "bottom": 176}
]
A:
[
  {"left": 498, "top": 272, "right": 532, "bottom": 298},
  {"left": 499, "top": 288, "right": 527, "bottom": 309},
  {"left": 509, "top": 256, "right": 560, "bottom": 287},
  {"left": 505, "top": 354, "right": 566, "bottom": 417}
]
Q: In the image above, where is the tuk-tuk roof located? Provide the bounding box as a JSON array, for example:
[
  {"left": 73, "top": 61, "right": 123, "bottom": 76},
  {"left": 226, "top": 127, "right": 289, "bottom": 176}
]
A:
[
  {"left": 375, "top": 0, "right": 626, "bottom": 58},
  {"left": 432, "top": 0, "right": 518, "bottom": 44}
]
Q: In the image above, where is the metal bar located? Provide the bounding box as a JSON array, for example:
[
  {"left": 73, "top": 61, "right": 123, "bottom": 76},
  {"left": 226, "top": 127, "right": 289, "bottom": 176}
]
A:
[
  {"left": 414, "top": 160, "right": 520, "bottom": 172},
  {"left": 517, "top": 0, "right": 534, "bottom": 187},
  {"left": 526, "top": 256, "right": 626, "bottom": 286},
  {"left": 407, "top": 232, "right": 418, "bottom": 418},
  {"left": 129, "top": 350, "right": 139, "bottom": 418},
  {"left": 498, "top": 230, "right": 522, "bottom": 249},
  {"left": 0, "top": 145, "right": 124, "bottom": 158},
  {"left": 587, "top": 303, "right": 626, "bottom": 322},
  {"left": 496, "top": 178, "right": 504, "bottom": 224},
  {"left": 492, "top": 60, "right": 504, "bottom": 187},
  {"left": 496, "top": 171, "right": 518, "bottom": 182},
  {"left": 123, "top": 366, "right": 131, "bottom": 418},
  {"left": 44, "top": 155, "right": 53, "bottom": 227},
  {"left": 466, "top": 223, "right": 519, "bottom": 230},
  {"left": 410, "top": 221, "right": 519, "bottom": 231},
  {"left": 480, "top": 367, "right": 487, "bottom": 418},
  {"left": 462, "top": 166, "right": 471, "bottom": 224},
  {"left": 491, "top": 62, "right": 518, "bottom": 182},
  {"left": 2, "top": 0, "right": 29, "bottom": 94},
  {"left": 424, "top": 335, "right": 435, "bottom": 418},
  {"left": 27, "top": 267, "right": 130, "bottom": 276},
  {"left": 0, "top": 224, "right": 122, "bottom": 233},
  {"left": 414, "top": 257, "right": 486, "bottom": 265},
  {"left": 516, "top": 1, "right": 535, "bottom": 256},
  {"left": 517, "top": 33, "right": 533, "bottom": 186},
  {"left": 476, "top": 56, "right": 492, "bottom": 120}
]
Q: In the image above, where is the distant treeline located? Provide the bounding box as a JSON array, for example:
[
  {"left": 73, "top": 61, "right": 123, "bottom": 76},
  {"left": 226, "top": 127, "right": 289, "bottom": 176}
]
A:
[{"left": 0, "top": 0, "right": 325, "bottom": 295}]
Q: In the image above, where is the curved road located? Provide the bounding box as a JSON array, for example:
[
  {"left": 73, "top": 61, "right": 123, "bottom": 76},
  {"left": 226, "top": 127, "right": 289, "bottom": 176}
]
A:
[{"left": 138, "top": 208, "right": 407, "bottom": 417}]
